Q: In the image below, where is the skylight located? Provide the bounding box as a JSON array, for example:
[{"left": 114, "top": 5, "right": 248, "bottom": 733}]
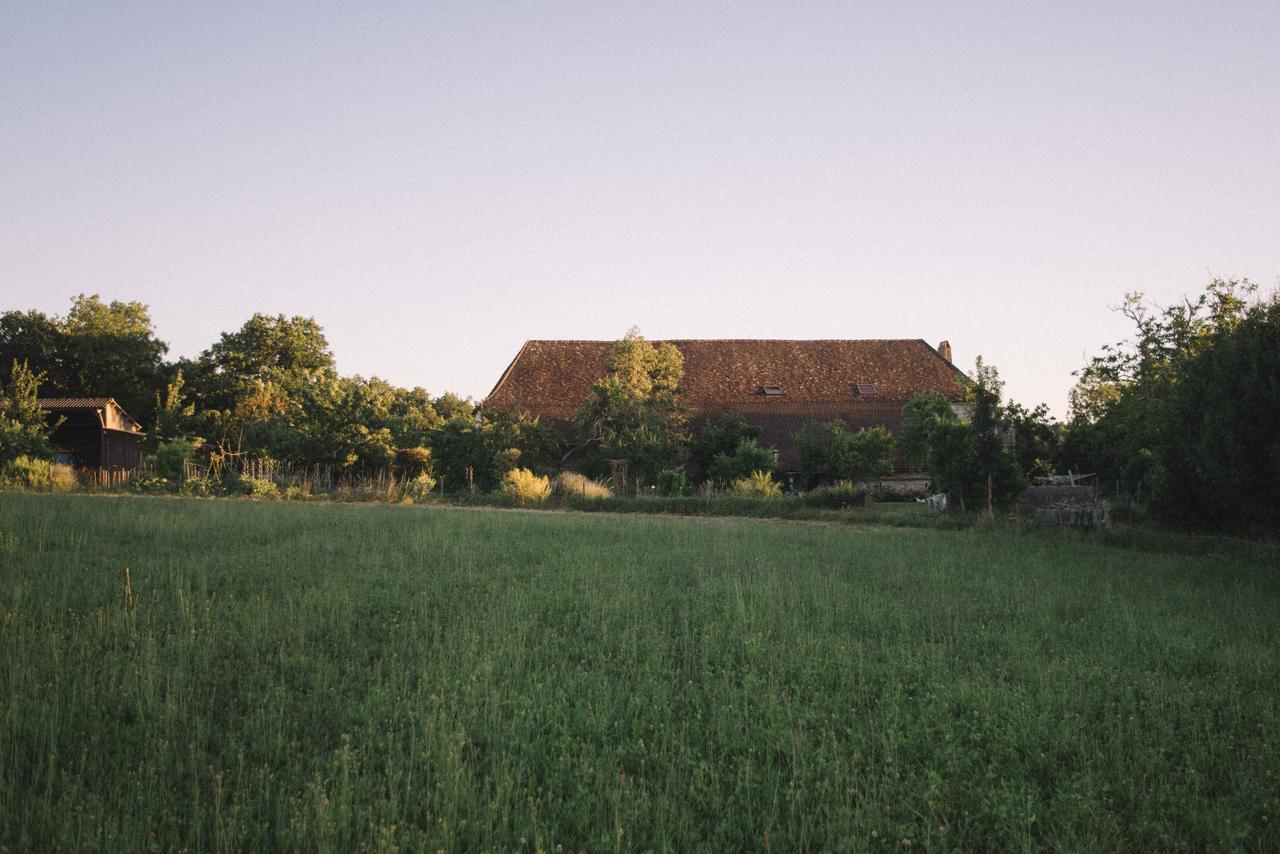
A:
[
  {"left": 854, "top": 383, "right": 876, "bottom": 396},
  {"left": 761, "top": 384, "right": 784, "bottom": 396}
]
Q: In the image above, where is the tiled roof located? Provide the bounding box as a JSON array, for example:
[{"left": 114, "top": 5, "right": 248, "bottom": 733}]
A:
[{"left": 485, "top": 339, "right": 967, "bottom": 421}]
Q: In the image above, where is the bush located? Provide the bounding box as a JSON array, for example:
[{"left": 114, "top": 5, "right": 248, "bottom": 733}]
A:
[
  {"left": 148, "top": 438, "right": 199, "bottom": 481},
  {"left": 500, "top": 468, "right": 551, "bottom": 504},
  {"left": 130, "top": 474, "right": 172, "bottom": 495},
  {"left": 179, "top": 476, "right": 217, "bottom": 497},
  {"left": 730, "top": 470, "right": 782, "bottom": 497},
  {"left": 795, "top": 481, "right": 867, "bottom": 509},
  {"left": 708, "top": 439, "right": 776, "bottom": 483},
  {"left": 238, "top": 476, "right": 279, "bottom": 499},
  {"left": 655, "top": 468, "right": 690, "bottom": 497},
  {"left": 1, "top": 455, "right": 78, "bottom": 493},
  {"left": 404, "top": 472, "right": 438, "bottom": 502},
  {"left": 553, "top": 471, "right": 611, "bottom": 500},
  {"left": 393, "top": 447, "right": 433, "bottom": 479}
]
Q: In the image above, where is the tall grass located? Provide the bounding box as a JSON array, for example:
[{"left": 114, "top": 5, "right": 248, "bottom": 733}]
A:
[{"left": 0, "top": 493, "right": 1277, "bottom": 850}]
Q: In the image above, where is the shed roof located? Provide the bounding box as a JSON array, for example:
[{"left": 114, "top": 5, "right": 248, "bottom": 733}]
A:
[{"left": 37, "top": 397, "right": 144, "bottom": 433}]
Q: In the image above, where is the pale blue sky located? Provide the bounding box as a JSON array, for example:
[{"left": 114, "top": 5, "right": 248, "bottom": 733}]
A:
[{"left": 3, "top": 2, "right": 1278, "bottom": 415}]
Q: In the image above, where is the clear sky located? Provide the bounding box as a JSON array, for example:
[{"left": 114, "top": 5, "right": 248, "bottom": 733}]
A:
[{"left": 3, "top": 2, "right": 1277, "bottom": 415}]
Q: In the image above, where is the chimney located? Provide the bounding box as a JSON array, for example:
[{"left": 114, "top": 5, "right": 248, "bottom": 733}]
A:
[{"left": 938, "top": 340, "right": 953, "bottom": 362}]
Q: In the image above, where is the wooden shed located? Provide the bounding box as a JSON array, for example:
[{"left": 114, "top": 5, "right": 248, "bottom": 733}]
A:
[{"left": 37, "top": 398, "right": 146, "bottom": 472}]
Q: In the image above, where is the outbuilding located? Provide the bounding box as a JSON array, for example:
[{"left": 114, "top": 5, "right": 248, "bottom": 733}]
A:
[{"left": 37, "top": 398, "right": 146, "bottom": 472}]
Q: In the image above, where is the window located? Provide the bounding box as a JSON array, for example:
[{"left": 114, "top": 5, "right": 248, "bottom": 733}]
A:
[
  {"left": 853, "top": 383, "right": 876, "bottom": 396},
  {"left": 761, "top": 384, "right": 784, "bottom": 396}
]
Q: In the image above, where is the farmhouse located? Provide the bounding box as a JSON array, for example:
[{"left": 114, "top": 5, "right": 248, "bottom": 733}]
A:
[
  {"left": 37, "top": 397, "right": 146, "bottom": 472},
  {"left": 485, "top": 339, "right": 968, "bottom": 473}
]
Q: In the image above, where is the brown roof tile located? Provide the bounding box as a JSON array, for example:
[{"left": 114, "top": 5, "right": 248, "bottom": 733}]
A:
[{"left": 485, "top": 339, "right": 967, "bottom": 421}]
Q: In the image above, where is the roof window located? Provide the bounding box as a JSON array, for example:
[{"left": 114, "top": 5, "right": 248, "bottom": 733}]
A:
[
  {"left": 761, "top": 384, "right": 784, "bottom": 396},
  {"left": 853, "top": 383, "right": 876, "bottom": 397}
]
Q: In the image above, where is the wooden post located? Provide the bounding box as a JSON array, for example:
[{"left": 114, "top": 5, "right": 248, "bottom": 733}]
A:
[{"left": 986, "top": 474, "right": 994, "bottom": 520}]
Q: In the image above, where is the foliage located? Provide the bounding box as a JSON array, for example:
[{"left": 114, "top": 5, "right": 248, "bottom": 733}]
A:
[
  {"left": 654, "top": 468, "right": 690, "bottom": 497},
  {"left": 150, "top": 369, "right": 198, "bottom": 447},
  {"left": 393, "top": 447, "right": 433, "bottom": 479},
  {"left": 688, "top": 413, "right": 761, "bottom": 482},
  {"left": 148, "top": 437, "right": 201, "bottom": 481},
  {"left": 729, "top": 469, "right": 783, "bottom": 497},
  {"left": 899, "top": 392, "right": 958, "bottom": 469},
  {"left": 130, "top": 473, "right": 173, "bottom": 495},
  {"left": 708, "top": 438, "right": 776, "bottom": 484},
  {"left": 575, "top": 329, "right": 690, "bottom": 485},
  {"left": 237, "top": 476, "right": 279, "bottom": 498},
  {"left": 0, "top": 296, "right": 170, "bottom": 426},
  {"left": 500, "top": 467, "right": 551, "bottom": 504},
  {"left": 0, "top": 455, "right": 77, "bottom": 492},
  {"left": 553, "top": 471, "right": 612, "bottom": 500},
  {"left": 966, "top": 358, "right": 1025, "bottom": 505},
  {"left": 429, "top": 409, "right": 564, "bottom": 493},
  {"left": 1148, "top": 295, "right": 1280, "bottom": 532},
  {"left": 1062, "top": 278, "right": 1258, "bottom": 494},
  {"left": 179, "top": 476, "right": 218, "bottom": 498},
  {"left": 1004, "top": 401, "right": 1061, "bottom": 478},
  {"left": 829, "top": 424, "right": 896, "bottom": 483},
  {"left": 793, "top": 481, "right": 867, "bottom": 509},
  {"left": 792, "top": 419, "right": 836, "bottom": 488},
  {"left": 403, "top": 472, "right": 439, "bottom": 502},
  {"left": 0, "top": 360, "right": 57, "bottom": 465}
]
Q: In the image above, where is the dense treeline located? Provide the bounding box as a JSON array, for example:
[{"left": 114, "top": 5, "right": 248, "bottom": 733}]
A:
[
  {"left": 0, "top": 296, "right": 562, "bottom": 493},
  {"left": 2, "top": 282, "right": 1276, "bottom": 532},
  {"left": 1059, "top": 279, "right": 1279, "bottom": 533}
]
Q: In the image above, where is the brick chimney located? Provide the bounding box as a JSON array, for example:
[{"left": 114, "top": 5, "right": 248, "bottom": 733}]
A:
[{"left": 938, "top": 340, "right": 953, "bottom": 362}]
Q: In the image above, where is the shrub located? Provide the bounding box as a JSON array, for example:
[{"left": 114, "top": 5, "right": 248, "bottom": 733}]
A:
[
  {"left": 708, "top": 439, "right": 776, "bottom": 484},
  {"left": 553, "top": 471, "right": 612, "bottom": 500},
  {"left": 795, "top": 481, "right": 867, "bottom": 509},
  {"left": 393, "top": 447, "right": 433, "bottom": 479},
  {"left": 500, "top": 468, "right": 551, "bottom": 504},
  {"left": 1, "top": 455, "right": 78, "bottom": 493},
  {"left": 131, "top": 473, "right": 172, "bottom": 495},
  {"left": 655, "top": 468, "right": 690, "bottom": 497},
  {"left": 404, "top": 472, "right": 438, "bottom": 502},
  {"left": 148, "top": 438, "right": 199, "bottom": 481},
  {"left": 179, "top": 476, "right": 217, "bottom": 497},
  {"left": 238, "top": 476, "right": 279, "bottom": 499},
  {"left": 730, "top": 470, "right": 782, "bottom": 498}
]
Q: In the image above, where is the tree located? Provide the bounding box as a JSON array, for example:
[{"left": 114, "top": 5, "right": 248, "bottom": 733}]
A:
[
  {"left": 1063, "top": 278, "right": 1258, "bottom": 493},
  {"left": 829, "top": 424, "right": 896, "bottom": 483},
  {"left": 792, "top": 419, "right": 836, "bottom": 488},
  {"left": 1151, "top": 295, "right": 1280, "bottom": 531},
  {"left": 575, "top": 329, "right": 690, "bottom": 485},
  {"left": 965, "top": 357, "right": 1024, "bottom": 508},
  {"left": 708, "top": 438, "right": 776, "bottom": 484},
  {"left": 0, "top": 297, "right": 169, "bottom": 426},
  {"left": 429, "top": 408, "right": 565, "bottom": 493},
  {"left": 689, "top": 413, "right": 761, "bottom": 483},
  {"left": 900, "top": 392, "right": 958, "bottom": 469},
  {"left": 1004, "top": 401, "right": 1060, "bottom": 478},
  {"left": 151, "top": 369, "right": 198, "bottom": 448},
  {"left": 60, "top": 295, "right": 170, "bottom": 425},
  {"left": 0, "top": 361, "right": 57, "bottom": 464}
]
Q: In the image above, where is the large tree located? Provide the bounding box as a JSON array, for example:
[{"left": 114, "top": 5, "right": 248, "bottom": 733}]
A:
[
  {"left": 0, "top": 296, "right": 169, "bottom": 425},
  {"left": 575, "top": 330, "right": 690, "bottom": 485}
]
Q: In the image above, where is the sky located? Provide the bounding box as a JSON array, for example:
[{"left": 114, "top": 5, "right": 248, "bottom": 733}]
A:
[{"left": 3, "top": 2, "right": 1278, "bottom": 416}]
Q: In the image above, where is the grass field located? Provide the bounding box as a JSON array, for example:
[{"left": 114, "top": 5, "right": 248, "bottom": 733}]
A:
[{"left": 1, "top": 493, "right": 1277, "bottom": 851}]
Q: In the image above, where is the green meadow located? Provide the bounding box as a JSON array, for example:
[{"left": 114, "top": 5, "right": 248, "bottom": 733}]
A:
[{"left": 1, "top": 493, "right": 1277, "bottom": 851}]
